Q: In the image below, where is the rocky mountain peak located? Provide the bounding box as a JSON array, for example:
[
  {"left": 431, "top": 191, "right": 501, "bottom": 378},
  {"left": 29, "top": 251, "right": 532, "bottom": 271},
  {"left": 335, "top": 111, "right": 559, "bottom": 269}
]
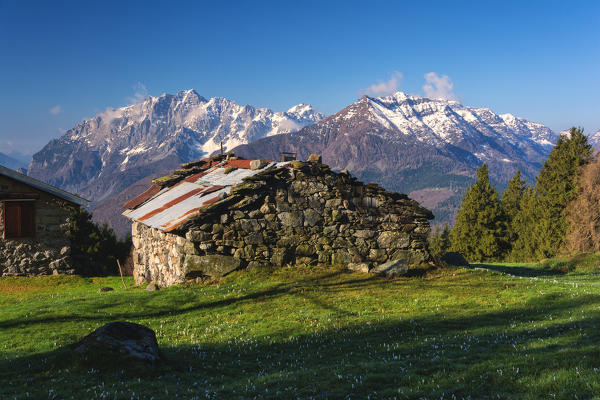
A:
[{"left": 27, "top": 91, "right": 323, "bottom": 235}]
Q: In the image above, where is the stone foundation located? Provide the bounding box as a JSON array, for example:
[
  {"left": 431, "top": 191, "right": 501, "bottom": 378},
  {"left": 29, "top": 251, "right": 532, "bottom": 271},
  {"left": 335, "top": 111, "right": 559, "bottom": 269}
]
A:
[{"left": 132, "top": 161, "right": 433, "bottom": 287}]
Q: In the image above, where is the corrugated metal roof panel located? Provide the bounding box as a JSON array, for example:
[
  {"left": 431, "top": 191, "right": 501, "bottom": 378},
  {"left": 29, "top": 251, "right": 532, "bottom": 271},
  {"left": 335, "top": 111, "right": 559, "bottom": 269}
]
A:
[
  {"left": 122, "top": 184, "right": 163, "bottom": 209},
  {"left": 124, "top": 160, "right": 290, "bottom": 231},
  {"left": 142, "top": 187, "right": 230, "bottom": 231}
]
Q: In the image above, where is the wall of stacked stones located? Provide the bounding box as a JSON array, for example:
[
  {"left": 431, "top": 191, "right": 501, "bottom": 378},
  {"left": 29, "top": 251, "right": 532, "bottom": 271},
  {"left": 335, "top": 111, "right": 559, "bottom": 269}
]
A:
[
  {"left": 133, "top": 163, "right": 432, "bottom": 286},
  {"left": 0, "top": 176, "right": 73, "bottom": 276}
]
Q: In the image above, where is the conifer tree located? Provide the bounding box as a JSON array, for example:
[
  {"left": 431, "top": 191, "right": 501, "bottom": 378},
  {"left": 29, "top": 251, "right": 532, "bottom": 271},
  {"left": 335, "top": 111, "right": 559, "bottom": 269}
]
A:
[
  {"left": 509, "top": 186, "right": 537, "bottom": 261},
  {"left": 530, "top": 127, "right": 592, "bottom": 258},
  {"left": 450, "top": 163, "right": 506, "bottom": 262},
  {"left": 500, "top": 168, "right": 526, "bottom": 258},
  {"left": 429, "top": 223, "right": 451, "bottom": 258}
]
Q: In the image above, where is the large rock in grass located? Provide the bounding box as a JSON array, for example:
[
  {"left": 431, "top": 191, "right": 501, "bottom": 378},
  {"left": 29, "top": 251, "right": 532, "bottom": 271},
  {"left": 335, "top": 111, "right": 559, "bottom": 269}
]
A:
[
  {"left": 372, "top": 258, "right": 408, "bottom": 277},
  {"left": 73, "top": 321, "right": 160, "bottom": 363},
  {"left": 441, "top": 252, "right": 469, "bottom": 266}
]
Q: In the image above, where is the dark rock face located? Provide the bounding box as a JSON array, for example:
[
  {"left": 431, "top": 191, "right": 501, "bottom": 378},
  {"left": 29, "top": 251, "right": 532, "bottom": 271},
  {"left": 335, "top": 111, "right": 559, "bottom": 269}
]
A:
[{"left": 73, "top": 321, "right": 160, "bottom": 363}]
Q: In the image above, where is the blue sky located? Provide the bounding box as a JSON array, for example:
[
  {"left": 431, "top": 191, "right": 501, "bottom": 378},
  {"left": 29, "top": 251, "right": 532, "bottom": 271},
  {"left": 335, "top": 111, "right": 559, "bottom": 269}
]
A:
[{"left": 0, "top": 0, "right": 599, "bottom": 155}]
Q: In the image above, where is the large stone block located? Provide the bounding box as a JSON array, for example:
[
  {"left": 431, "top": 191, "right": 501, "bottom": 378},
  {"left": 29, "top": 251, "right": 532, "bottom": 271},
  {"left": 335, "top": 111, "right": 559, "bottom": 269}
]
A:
[
  {"left": 303, "top": 209, "right": 321, "bottom": 226},
  {"left": 372, "top": 259, "right": 408, "bottom": 277},
  {"left": 377, "top": 231, "right": 410, "bottom": 249},
  {"left": 278, "top": 211, "right": 303, "bottom": 227},
  {"left": 183, "top": 254, "right": 242, "bottom": 278},
  {"left": 271, "top": 248, "right": 292, "bottom": 267},
  {"left": 331, "top": 250, "right": 352, "bottom": 265}
]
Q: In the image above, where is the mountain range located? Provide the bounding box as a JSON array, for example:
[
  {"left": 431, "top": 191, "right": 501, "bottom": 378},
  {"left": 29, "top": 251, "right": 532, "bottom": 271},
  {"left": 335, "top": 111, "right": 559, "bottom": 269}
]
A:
[
  {"left": 27, "top": 90, "right": 323, "bottom": 234},
  {"left": 234, "top": 92, "right": 559, "bottom": 223},
  {"left": 27, "top": 89, "right": 587, "bottom": 235}
]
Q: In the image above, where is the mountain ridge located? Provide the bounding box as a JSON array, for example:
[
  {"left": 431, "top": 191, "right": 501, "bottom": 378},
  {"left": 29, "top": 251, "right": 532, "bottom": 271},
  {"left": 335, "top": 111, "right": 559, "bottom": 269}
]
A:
[
  {"left": 233, "top": 92, "right": 560, "bottom": 224},
  {"left": 27, "top": 90, "right": 323, "bottom": 234}
]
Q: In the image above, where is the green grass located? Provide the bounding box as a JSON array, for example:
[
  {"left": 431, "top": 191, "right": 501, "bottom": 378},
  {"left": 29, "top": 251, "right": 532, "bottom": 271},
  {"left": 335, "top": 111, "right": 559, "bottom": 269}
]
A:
[{"left": 2, "top": 258, "right": 600, "bottom": 399}]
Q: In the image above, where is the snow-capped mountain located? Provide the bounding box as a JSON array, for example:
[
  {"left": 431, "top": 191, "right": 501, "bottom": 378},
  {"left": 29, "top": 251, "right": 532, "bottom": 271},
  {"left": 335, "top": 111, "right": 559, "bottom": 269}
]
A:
[
  {"left": 584, "top": 129, "right": 600, "bottom": 149},
  {"left": 27, "top": 90, "right": 323, "bottom": 234},
  {"left": 28, "top": 89, "right": 322, "bottom": 199},
  {"left": 234, "top": 92, "right": 560, "bottom": 224}
]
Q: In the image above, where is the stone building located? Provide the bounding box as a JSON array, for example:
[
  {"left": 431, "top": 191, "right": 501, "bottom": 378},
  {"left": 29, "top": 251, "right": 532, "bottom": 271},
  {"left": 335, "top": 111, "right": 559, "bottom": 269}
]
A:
[
  {"left": 0, "top": 165, "right": 88, "bottom": 276},
  {"left": 124, "top": 154, "right": 434, "bottom": 287}
]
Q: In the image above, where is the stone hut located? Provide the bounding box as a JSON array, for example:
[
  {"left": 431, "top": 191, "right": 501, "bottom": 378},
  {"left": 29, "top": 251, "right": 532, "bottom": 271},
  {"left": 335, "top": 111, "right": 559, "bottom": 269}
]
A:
[
  {"left": 123, "top": 154, "right": 434, "bottom": 287},
  {"left": 0, "top": 165, "right": 88, "bottom": 276}
]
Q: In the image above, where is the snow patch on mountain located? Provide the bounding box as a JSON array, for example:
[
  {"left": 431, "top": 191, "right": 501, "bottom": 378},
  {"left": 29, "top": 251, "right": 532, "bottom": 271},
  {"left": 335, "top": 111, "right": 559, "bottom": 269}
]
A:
[{"left": 353, "top": 92, "right": 559, "bottom": 153}]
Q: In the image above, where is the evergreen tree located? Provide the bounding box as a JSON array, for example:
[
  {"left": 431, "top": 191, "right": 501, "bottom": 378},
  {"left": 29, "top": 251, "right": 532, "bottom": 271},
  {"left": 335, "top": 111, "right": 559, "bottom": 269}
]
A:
[
  {"left": 530, "top": 127, "right": 592, "bottom": 258},
  {"left": 429, "top": 223, "right": 451, "bottom": 258},
  {"left": 509, "top": 186, "right": 537, "bottom": 261},
  {"left": 68, "top": 207, "right": 131, "bottom": 275},
  {"left": 500, "top": 168, "right": 526, "bottom": 258},
  {"left": 450, "top": 164, "right": 506, "bottom": 262}
]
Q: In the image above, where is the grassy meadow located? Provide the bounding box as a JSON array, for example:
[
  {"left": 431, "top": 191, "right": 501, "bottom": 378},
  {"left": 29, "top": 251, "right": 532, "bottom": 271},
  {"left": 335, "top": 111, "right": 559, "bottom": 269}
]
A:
[{"left": 2, "top": 256, "right": 600, "bottom": 399}]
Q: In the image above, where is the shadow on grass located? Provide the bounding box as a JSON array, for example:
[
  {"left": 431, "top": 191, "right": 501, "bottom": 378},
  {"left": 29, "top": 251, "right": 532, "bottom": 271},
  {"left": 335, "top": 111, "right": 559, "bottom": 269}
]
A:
[
  {"left": 0, "top": 270, "right": 375, "bottom": 330},
  {"left": 2, "top": 294, "right": 600, "bottom": 399},
  {"left": 469, "top": 263, "right": 564, "bottom": 278}
]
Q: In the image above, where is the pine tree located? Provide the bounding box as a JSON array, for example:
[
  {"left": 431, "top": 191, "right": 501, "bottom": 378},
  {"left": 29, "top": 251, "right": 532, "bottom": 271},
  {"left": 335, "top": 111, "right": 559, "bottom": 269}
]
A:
[
  {"left": 500, "top": 168, "right": 526, "bottom": 259},
  {"left": 429, "top": 223, "right": 451, "bottom": 258},
  {"left": 450, "top": 163, "right": 506, "bottom": 262},
  {"left": 509, "top": 185, "right": 537, "bottom": 261},
  {"left": 530, "top": 127, "right": 592, "bottom": 258},
  {"left": 68, "top": 207, "right": 131, "bottom": 275}
]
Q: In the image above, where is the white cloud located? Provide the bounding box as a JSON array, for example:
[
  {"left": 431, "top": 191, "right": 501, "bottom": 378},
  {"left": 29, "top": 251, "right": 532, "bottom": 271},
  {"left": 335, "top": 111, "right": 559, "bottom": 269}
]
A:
[
  {"left": 127, "top": 82, "right": 149, "bottom": 104},
  {"left": 358, "top": 71, "right": 403, "bottom": 97},
  {"left": 422, "top": 72, "right": 457, "bottom": 101},
  {"left": 49, "top": 105, "right": 62, "bottom": 115}
]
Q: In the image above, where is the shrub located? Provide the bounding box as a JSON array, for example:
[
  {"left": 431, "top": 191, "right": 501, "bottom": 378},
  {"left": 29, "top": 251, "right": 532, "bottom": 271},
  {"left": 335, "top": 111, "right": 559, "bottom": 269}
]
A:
[{"left": 68, "top": 207, "right": 132, "bottom": 276}]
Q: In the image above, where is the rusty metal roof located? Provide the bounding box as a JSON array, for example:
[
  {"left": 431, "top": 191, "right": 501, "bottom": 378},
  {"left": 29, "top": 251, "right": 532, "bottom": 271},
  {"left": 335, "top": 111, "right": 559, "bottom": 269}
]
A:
[{"left": 122, "top": 158, "right": 289, "bottom": 232}]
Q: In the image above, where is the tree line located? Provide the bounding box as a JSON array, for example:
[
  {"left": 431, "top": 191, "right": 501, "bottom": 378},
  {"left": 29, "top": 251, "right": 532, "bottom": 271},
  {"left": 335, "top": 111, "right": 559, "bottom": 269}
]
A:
[{"left": 430, "top": 127, "right": 600, "bottom": 262}]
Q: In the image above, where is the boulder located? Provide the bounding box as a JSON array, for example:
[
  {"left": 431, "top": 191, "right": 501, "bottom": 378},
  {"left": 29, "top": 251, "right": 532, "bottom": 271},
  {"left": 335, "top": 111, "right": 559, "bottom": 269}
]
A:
[
  {"left": 372, "top": 259, "right": 408, "bottom": 277},
  {"left": 347, "top": 263, "right": 370, "bottom": 273},
  {"left": 72, "top": 321, "right": 160, "bottom": 363},
  {"left": 441, "top": 252, "right": 469, "bottom": 266}
]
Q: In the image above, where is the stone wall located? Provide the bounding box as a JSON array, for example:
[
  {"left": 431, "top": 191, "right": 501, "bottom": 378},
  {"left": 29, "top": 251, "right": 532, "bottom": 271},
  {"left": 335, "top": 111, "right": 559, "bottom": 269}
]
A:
[
  {"left": 132, "top": 161, "right": 433, "bottom": 286},
  {"left": 131, "top": 221, "right": 192, "bottom": 286},
  {"left": 0, "top": 175, "right": 73, "bottom": 276}
]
